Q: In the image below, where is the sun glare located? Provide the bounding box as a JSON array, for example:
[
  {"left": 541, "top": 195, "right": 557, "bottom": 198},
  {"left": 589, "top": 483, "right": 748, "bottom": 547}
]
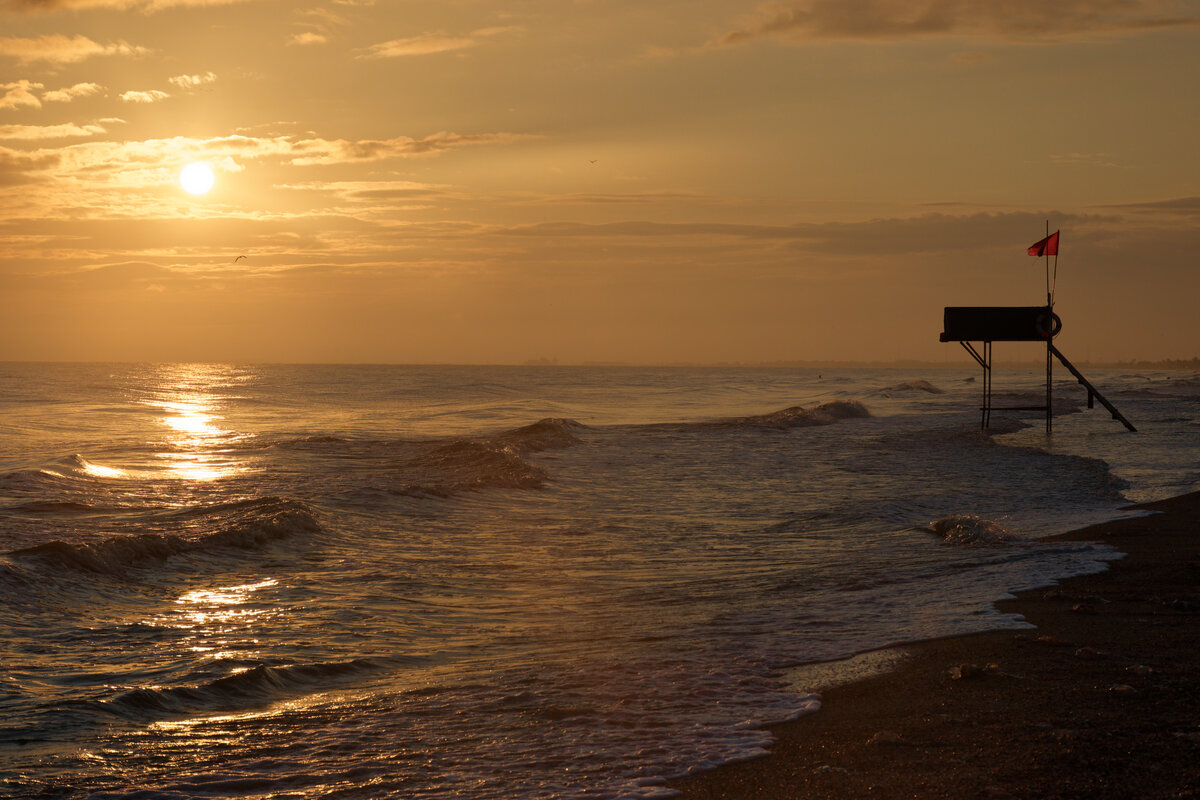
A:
[{"left": 180, "top": 162, "right": 215, "bottom": 195}]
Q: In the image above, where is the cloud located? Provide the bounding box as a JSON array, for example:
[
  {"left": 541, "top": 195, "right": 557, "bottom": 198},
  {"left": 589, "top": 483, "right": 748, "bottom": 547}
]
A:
[
  {"left": 168, "top": 72, "right": 217, "bottom": 89},
  {"left": 0, "top": 122, "right": 106, "bottom": 139},
  {"left": 1051, "top": 152, "right": 1123, "bottom": 168},
  {"left": 0, "top": 145, "right": 60, "bottom": 184},
  {"left": 1096, "top": 196, "right": 1200, "bottom": 216},
  {"left": 286, "top": 131, "right": 535, "bottom": 165},
  {"left": 289, "top": 32, "right": 328, "bottom": 46},
  {"left": 362, "top": 25, "right": 520, "bottom": 58},
  {"left": 5, "top": 0, "right": 251, "bottom": 10},
  {"left": 363, "top": 33, "right": 478, "bottom": 57},
  {"left": 120, "top": 89, "right": 170, "bottom": 103},
  {"left": 299, "top": 6, "right": 346, "bottom": 26},
  {"left": 1, "top": 80, "right": 43, "bottom": 110},
  {"left": 516, "top": 191, "right": 715, "bottom": 206},
  {"left": 278, "top": 179, "right": 457, "bottom": 201},
  {"left": 1, "top": 129, "right": 531, "bottom": 202},
  {"left": 41, "top": 81, "right": 103, "bottom": 102},
  {"left": 289, "top": 6, "right": 348, "bottom": 46},
  {"left": 493, "top": 212, "right": 1103, "bottom": 257},
  {"left": 708, "top": 0, "right": 1200, "bottom": 48},
  {"left": 0, "top": 34, "right": 148, "bottom": 65}
]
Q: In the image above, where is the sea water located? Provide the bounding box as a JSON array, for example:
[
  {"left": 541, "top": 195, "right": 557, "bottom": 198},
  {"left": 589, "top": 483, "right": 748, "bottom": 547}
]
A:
[{"left": 1, "top": 363, "right": 1197, "bottom": 799}]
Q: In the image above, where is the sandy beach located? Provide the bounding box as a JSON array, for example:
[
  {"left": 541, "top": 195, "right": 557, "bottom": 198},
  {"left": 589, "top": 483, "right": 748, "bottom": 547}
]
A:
[{"left": 670, "top": 491, "right": 1200, "bottom": 800}]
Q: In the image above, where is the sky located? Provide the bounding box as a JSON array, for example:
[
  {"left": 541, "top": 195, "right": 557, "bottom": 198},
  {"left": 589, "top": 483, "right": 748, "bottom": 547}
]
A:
[{"left": 1, "top": 0, "right": 1198, "bottom": 365}]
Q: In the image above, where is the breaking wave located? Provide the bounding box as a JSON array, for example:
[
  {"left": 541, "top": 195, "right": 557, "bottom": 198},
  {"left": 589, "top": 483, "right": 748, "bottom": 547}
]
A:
[
  {"left": 401, "top": 440, "right": 548, "bottom": 494},
  {"left": 701, "top": 401, "right": 871, "bottom": 430},
  {"left": 883, "top": 379, "right": 944, "bottom": 395},
  {"left": 8, "top": 497, "right": 321, "bottom": 576},
  {"left": 99, "top": 658, "right": 388, "bottom": 721},
  {"left": 395, "top": 418, "right": 585, "bottom": 496},
  {"left": 929, "top": 515, "right": 1022, "bottom": 546},
  {"left": 493, "top": 417, "right": 586, "bottom": 452}
]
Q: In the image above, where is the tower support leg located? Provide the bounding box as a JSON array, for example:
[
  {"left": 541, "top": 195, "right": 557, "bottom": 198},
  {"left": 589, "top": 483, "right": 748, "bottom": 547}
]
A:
[
  {"left": 1046, "top": 340, "right": 1053, "bottom": 434},
  {"left": 960, "top": 341, "right": 992, "bottom": 429}
]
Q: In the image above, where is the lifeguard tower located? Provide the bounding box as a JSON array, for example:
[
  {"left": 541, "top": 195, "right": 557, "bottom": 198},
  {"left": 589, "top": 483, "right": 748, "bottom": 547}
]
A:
[{"left": 939, "top": 228, "right": 1135, "bottom": 433}]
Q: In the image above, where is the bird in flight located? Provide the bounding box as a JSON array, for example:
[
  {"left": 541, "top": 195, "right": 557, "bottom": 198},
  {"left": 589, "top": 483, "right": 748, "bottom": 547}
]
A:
[
  {"left": 588, "top": 159, "right": 598, "bottom": 164},
  {"left": 234, "top": 255, "right": 247, "bottom": 263}
]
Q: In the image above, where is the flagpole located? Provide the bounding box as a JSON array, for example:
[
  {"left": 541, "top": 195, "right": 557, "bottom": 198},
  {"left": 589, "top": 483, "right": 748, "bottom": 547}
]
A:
[
  {"left": 1044, "top": 220, "right": 1052, "bottom": 434},
  {"left": 1052, "top": 247, "right": 1058, "bottom": 307},
  {"left": 1045, "top": 219, "right": 1051, "bottom": 307}
]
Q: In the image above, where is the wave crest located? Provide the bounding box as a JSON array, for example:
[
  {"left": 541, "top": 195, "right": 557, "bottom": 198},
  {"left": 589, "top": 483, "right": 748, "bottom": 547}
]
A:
[
  {"left": 9, "top": 497, "right": 320, "bottom": 576},
  {"left": 102, "top": 658, "right": 383, "bottom": 720},
  {"left": 494, "top": 417, "right": 586, "bottom": 452},
  {"left": 929, "top": 515, "right": 1021, "bottom": 545},
  {"left": 707, "top": 401, "right": 871, "bottom": 430},
  {"left": 396, "top": 418, "right": 584, "bottom": 496},
  {"left": 883, "top": 379, "right": 944, "bottom": 395}
]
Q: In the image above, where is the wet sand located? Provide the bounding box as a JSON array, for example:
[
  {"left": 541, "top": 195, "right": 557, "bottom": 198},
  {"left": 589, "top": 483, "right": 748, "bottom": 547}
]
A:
[{"left": 670, "top": 491, "right": 1200, "bottom": 799}]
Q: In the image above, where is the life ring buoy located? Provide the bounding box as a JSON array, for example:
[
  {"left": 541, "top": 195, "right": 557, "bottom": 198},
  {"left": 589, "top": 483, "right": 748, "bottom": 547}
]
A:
[{"left": 1035, "top": 311, "right": 1062, "bottom": 339}]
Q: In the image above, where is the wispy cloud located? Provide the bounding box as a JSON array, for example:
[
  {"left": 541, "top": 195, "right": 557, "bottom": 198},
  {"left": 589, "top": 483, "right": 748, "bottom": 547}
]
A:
[
  {"left": 42, "top": 81, "right": 103, "bottom": 102},
  {"left": 0, "top": 34, "right": 148, "bottom": 65},
  {"left": 1051, "top": 152, "right": 1123, "bottom": 168},
  {"left": 363, "top": 33, "right": 478, "bottom": 58},
  {"left": 286, "top": 131, "right": 535, "bottom": 165},
  {"left": 5, "top": 0, "right": 252, "bottom": 11},
  {"left": 0, "top": 146, "right": 60, "bottom": 184},
  {"left": 1, "top": 80, "right": 43, "bottom": 110},
  {"left": 0, "top": 121, "right": 106, "bottom": 139},
  {"left": 120, "top": 89, "right": 170, "bottom": 104},
  {"left": 290, "top": 6, "right": 346, "bottom": 46},
  {"left": 278, "top": 179, "right": 461, "bottom": 202},
  {"left": 1096, "top": 196, "right": 1200, "bottom": 215},
  {"left": 168, "top": 72, "right": 217, "bottom": 90},
  {"left": 362, "top": 25, "right": 520, "bottom": 58},
  {"left": 708, "top": 0, "right": 1200, "bottom": 48},
  {"left": 492, "top": 212, "right": 1101, "bottom": 257},
  {"left": 1, "top": 129, "right": 534, "bottom": 200},
  {"left": 289, "top": 32, "right": 328, "bottom": 46},
  {"left": 515, "top": 191, "right": 716, "bottom": 206}
]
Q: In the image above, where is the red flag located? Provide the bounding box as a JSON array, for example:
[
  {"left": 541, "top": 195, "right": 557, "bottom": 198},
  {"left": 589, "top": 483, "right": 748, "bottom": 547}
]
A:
[{"left": 1028, "top": 230, "right": 1059, "bottom": 256}]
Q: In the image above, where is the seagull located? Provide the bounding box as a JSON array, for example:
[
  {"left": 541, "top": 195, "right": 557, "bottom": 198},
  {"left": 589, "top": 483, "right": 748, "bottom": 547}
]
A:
[
  {"left": 234, "top": 255, "right": 247, "bottom": 263},
  {"left": 588, "top": 159, "right": 598, "bottom": 164}
]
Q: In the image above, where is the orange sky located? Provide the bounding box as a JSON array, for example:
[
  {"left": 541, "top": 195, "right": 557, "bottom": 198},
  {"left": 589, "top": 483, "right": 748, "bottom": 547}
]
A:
[{"left": 2, "top": 0, "right": 1198, "bottom": 364}]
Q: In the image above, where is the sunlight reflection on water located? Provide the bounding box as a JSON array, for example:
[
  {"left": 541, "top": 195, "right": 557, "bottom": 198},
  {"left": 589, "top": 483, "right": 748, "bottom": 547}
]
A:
[{"left": 141, "top": 364, "right": 252, "bottom": 482}]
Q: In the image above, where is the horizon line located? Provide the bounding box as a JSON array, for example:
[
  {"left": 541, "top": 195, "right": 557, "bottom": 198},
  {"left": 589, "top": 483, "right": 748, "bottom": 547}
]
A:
[{"left": 3, "top": 357, "right": 1198, "bottom": 370}]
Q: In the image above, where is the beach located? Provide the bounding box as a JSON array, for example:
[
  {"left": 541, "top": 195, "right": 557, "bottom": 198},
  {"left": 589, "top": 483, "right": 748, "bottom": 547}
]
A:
[{"left": 670, "top": 490, "right": 1200, "bottom": 800}]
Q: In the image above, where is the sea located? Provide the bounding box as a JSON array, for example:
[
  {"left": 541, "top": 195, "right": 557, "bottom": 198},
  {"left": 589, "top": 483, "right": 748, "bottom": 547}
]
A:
[{"left": 2, "top": 362, "right": 1198, "bottom": 799}]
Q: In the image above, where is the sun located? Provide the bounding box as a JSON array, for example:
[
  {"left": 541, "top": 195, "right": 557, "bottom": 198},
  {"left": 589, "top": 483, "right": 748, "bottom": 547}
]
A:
[{"left": 180, "top": 162, "right": 215, "bottom": 195}]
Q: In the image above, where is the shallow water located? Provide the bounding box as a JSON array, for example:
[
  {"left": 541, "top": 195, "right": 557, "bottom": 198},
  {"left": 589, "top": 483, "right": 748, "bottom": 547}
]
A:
[{"left": 1, "top": 363, "right": 1196, "bottom": 798}]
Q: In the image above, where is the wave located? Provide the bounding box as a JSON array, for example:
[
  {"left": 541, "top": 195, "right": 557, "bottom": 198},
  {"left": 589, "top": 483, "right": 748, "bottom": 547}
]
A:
[
  {"left": 400, "top": 441, "right": 547, "bottom": 495},
  {"left": 882, "top": 379, "right": 944, "bottom": 395},
  {"left": 0, "top": 455, "right": 135, "bottom": 494},
  {"left": 98, "top": 658, "right": 385, "bottom": 720},
  {"left": 7, "top": 497, "right": 320, "bottom": 576},
  {"left": 395, "top": 418, "right": 585, "bottom": 496},
  {"left": 928, "top": 515, "right": 1022, "bottom": 546},
  {"left": 3, "top": 500, "right": 102, "bottom": 515},
  {"left": 700, "top": 401, "right": 871, "bottom": 431},
  {"left": 492, "top": 417, "right": 586, "bottom": 452},
  {"left": 275, "top": 434, "right": 351, "bottom": 449}
]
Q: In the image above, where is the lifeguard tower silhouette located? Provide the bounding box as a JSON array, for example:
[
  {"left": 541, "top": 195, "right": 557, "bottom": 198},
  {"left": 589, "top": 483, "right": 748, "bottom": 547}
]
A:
[{"left": 939, "top": 227, "right": 1135, "bottom": 433}]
